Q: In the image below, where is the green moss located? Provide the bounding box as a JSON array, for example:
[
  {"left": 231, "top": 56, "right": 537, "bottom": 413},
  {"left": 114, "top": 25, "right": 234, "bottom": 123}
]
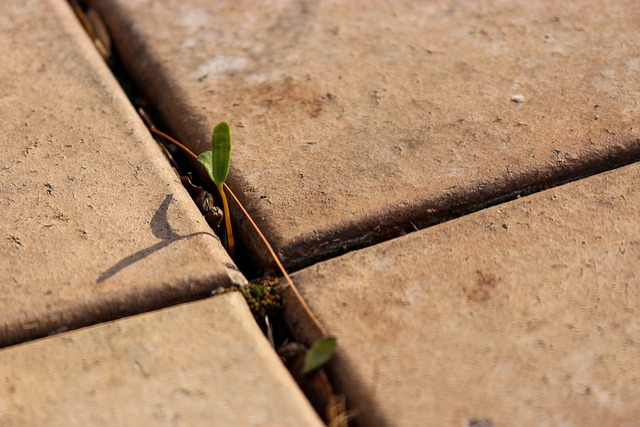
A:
[
  {"left": 240, "top": 281, "right": 281, "bottom": 321},
  {"left": 220, "top": 278, "right": 282, "bottom": 324}
]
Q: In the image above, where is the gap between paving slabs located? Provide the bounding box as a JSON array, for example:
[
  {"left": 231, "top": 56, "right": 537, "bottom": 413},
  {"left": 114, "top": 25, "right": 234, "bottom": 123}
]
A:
[
  {"left": 69, "top": 3, "right": 348, "bottom": 424},
  {"left": 78, "top": 0, "right": 640, "bottom": 355},
  {"left": 75, "top": 2, "right": 640, "bottom": 424},
  {"left": 141, "top": 92, "right": 351, "bottom": 427}
]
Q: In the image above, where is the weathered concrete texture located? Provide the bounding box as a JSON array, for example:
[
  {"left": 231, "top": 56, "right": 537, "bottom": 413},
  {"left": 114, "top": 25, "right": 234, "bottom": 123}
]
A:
[
  {"left": 0, "top": 292, "right": 324, "bottom": 427},
  {"left": 88, "top": 0, "right": 639, "bottom": 267},
  {"left": 289, "top": 162, "right": 640, "bottom": 426},
  {"left": 0, "top": 0, "right": 245, "bottom": 347}
]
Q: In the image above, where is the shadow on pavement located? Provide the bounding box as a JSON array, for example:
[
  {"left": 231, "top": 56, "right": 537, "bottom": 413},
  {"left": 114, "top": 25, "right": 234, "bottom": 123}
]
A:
[{"left": 97, "top": 194, "right": 216, "bottom": 283}]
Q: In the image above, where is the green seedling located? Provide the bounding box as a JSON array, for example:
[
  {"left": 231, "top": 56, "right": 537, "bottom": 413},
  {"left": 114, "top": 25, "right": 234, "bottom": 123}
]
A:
[
  {"left": 197, "top": 122, "right": 235, "bottom": 257},
  {"left": 303, "top": 335, "right": 337, "bottom": 375}
]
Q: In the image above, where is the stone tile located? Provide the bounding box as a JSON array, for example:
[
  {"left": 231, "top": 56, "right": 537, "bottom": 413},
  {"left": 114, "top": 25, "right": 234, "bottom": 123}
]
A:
[
  {"left": 0, "top": 292, "right": 324, "bottom": 426},
  {"left": 87, "top": 0, "right": 639, "bottom": 267},
  {"left": 289, "top": 163, "right": 640, "bottom": 426},
  {"left": 0, "top": 0, "right": 245, "bottom": 347}
]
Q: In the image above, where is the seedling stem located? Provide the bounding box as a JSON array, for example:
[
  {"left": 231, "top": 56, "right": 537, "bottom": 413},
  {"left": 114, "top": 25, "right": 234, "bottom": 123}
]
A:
[{"left": 216, "top": 182, "right": 234, "bottom": 257}]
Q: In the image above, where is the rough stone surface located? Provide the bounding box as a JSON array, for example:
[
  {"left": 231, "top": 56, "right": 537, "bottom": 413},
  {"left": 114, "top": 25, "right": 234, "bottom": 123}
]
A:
[
  {"left": 0, "top": 0, "right": 245, "bottom": 347},
  {"left": 290, "top": 163, "right": 640, "bottom": 426},
  {"left": 88, "top": 0, "right": 639, "bottom": 267},
  {"left": 0, "top": 292, "right": 324, "bottom": 427}
]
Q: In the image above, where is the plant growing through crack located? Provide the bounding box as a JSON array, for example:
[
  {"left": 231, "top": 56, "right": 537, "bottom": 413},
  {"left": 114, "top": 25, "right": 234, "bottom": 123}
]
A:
[
  {"left": 69, "top": 5, "right": 344, "bottom": 419},
  {"left": 146, "top": 120, "right": 328, "bottom": 337},
  {"left": 145, "top": 119, "right": 343, "bottom": 423},
  {"left": 146, "top": 121, "right": 234, "bottom": 256},
  {"left": 196, "top": 122, "right": 234, "bottom": 257}
]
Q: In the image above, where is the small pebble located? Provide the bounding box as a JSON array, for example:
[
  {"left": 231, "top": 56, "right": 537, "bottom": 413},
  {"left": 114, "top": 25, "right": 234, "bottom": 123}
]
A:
[{"left": 511, "top": 94, "right": 525, "bottom": 103}]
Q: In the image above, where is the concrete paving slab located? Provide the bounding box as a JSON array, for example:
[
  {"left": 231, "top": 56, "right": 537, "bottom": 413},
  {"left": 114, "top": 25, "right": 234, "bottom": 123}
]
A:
[
  {"left": 0, "top": 0, "right": 245, "bottom": 347},
  {"left": 87, "top": 0, "right": 640, "bottom": 268},
  {"left": 0, "top": 292, "right": 324, "bottom": 426},
  {"left": 288, "top": 162, "right": 640, "bottom": 426}
]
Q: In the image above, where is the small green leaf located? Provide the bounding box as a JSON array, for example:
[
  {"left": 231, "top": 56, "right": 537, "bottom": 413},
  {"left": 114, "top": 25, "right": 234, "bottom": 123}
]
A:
[
  {"left": 303, "top": 335, "right": 337, "bottom": 375},
  {"left": 211, "top": 121, "right": 231, "bottom": 185},
  {"left": 197, "top": 150, "right": 214, "bottom": 182}
]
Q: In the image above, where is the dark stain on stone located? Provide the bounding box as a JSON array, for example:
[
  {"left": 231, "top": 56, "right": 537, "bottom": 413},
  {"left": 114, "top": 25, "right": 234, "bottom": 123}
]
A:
[
  {"left": 463, "top": 270, "right": 499, "bottom": 303},
  {"left": 468, "top": 418, "right": 494, "bottom": 427},
  {"left": 252, "top": 78, "right": 328, "bottom": 119},
  {"left": 7, "top": 235, "right": 22, "bottom": 249}
]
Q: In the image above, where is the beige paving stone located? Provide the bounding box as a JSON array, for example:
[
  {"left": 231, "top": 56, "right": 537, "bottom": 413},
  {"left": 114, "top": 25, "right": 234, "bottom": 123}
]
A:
[
  {"left": 289, "top": 163, "right": 640, "bottom": 426},
  {"left": 0, "top": 292, "right": 324, "bottom": 427},
  {"left": 0, "top": 0, "right": 245, "bottom": 347},
  {"left": 88, "top": 0, "right": 639, "bottom": 267}
]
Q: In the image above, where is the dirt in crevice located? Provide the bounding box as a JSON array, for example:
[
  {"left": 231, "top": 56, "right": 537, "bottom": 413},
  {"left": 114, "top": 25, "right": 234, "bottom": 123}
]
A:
[{"left": 69, "top": 3, "right": 349, "bottom": 425}]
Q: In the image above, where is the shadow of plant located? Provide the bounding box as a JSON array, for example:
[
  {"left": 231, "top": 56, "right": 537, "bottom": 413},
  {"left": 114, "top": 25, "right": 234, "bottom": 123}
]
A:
[{"left": 97, "top": 194, "right": 215, "bottom": 283}]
